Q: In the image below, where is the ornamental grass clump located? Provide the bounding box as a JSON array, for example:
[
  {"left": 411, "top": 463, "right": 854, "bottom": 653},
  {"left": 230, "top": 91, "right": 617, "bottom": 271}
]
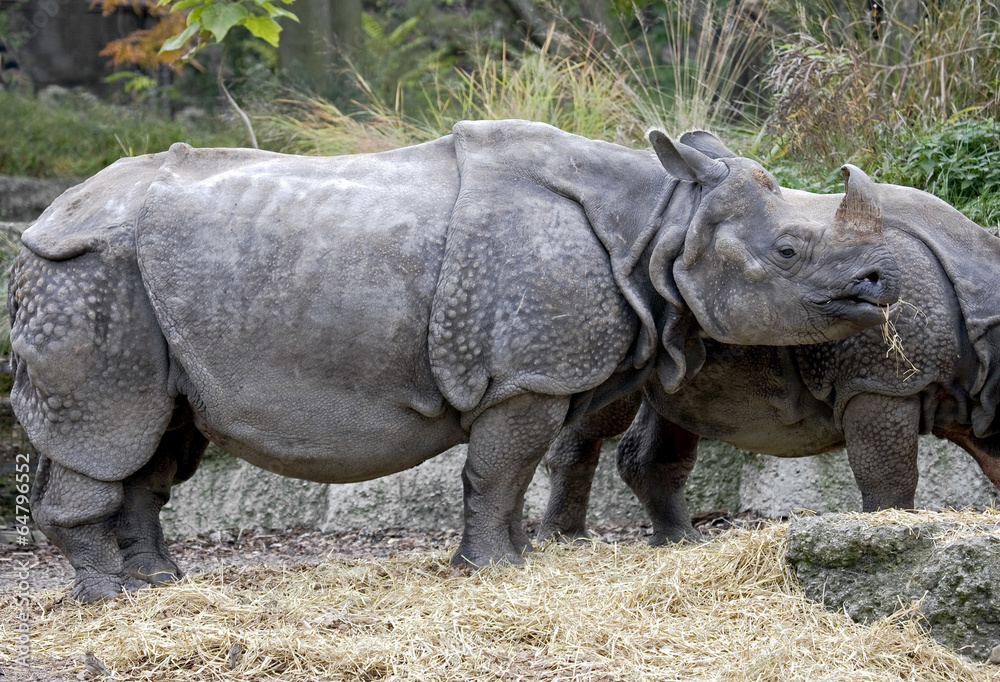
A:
[{"left": 4, "top": 510, "right": 999, "bottom": 680}]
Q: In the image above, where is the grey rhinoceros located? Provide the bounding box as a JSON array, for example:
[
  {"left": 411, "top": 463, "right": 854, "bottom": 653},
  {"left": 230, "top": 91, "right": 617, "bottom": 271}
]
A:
[
  {"left": 8, "top": 120, "right": 900, "bottom": 602},
  {"left": 538, "top": 131, "right": 1000, "bottom": 545}
]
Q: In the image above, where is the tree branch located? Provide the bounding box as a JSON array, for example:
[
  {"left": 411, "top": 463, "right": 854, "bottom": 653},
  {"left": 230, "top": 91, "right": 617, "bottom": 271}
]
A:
[{"left": 217, "top": 51, "right": 258, "bottom": 149}]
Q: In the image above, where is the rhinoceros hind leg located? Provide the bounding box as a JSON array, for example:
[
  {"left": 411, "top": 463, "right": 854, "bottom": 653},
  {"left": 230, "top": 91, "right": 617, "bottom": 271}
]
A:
[
  {"left": 843, "top": 393, "right": 920, "bottom": 511},
  {"left": 118, "top": 416, "right": 208, "bottom": 586},
  {"left": 616, "top": 402, "right": 702, "bottom": 545},
  {"left": 537, "top": 430, "right": 602, "bottom": 542},
  {"left": 538, "top": 394, "right": 642, "bottom": 542},
  {"left": 931, "top": 422, "right": 1000, "bottom": 491},
  {"left": 452, "top": 394, "right": 570, "bottom": 568},
  {"left": 31, "top": 455, "right": 145, "bottom": 602}
]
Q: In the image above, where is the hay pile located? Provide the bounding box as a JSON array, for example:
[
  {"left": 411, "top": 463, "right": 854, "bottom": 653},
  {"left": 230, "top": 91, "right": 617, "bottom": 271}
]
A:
[{"left": 4, "top": 510, "right": 1000, "bottom": 681}]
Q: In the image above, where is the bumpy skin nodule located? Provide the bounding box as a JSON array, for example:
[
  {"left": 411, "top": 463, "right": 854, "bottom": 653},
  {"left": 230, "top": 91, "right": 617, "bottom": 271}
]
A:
[
  {"left": 9, "top": 121, "right": 901, "bottom": 601},
  {"left": 540, "top": 169, "right": 1000, "bottom": 544}
]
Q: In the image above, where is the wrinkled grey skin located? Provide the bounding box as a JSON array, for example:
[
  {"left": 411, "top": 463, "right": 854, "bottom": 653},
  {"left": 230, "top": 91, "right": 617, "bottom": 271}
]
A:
[
  {"left": 7, "top": 120, "right": 899, "bottom": 602},
  {"left": 539, "top": 132, "right": 1000, "bottom": 545}
]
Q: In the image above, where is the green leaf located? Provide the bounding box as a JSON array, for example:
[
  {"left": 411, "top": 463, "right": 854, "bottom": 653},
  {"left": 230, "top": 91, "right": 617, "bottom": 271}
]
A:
[
  {"left": 388, "top": 16, "right": 420, "bottom": 45},
  {"left": 361, "top": 13, "right": 383, "bottom": 40},
  {"left": 200, "top": 2, "right": 249, "bottom": 43},
  {"left": 167, "top": 0, "right": 203, "bottom": 12},
  {"left": 241, "top": 15, "right": 281, "bottom": 47},
  {"left": 160, "top": 21, "right": 201, "bottom": 52},
  {"left": 253, "top": 1, "right": 298, "bottom": 21}
]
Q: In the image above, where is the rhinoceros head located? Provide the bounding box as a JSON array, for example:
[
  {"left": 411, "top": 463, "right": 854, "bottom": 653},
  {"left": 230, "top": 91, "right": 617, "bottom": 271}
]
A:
[{"left": 648, "top": 131, "right": 900, "bottom": 355}]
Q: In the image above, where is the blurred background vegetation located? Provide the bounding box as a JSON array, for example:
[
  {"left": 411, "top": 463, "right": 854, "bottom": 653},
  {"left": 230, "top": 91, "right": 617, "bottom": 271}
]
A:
[{"left": 1, "top": 0, "right": 997, "bottom": 222}]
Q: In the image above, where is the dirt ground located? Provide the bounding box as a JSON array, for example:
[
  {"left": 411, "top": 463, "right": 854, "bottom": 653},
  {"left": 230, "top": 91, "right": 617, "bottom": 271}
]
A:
[{"left": 1, "top": 511, "right": 755, "bottom": 681}]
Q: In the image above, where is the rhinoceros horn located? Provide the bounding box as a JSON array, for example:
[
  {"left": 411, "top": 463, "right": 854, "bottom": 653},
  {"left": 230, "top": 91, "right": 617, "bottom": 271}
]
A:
[
  {"left": 649, "top": 130, "right": 729, "bottom": 186},
  {"left": 832, "top": 164, "right": 883, "bottom": 241}
]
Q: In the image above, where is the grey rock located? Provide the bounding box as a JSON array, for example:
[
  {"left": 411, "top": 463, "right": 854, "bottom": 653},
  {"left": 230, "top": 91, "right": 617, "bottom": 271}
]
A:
[
  {"left": 787, "top": 515, "right": 1000, "bottom": 660},
  {"left": 0, "top": 176, "right": 76, "bottom": 222}
]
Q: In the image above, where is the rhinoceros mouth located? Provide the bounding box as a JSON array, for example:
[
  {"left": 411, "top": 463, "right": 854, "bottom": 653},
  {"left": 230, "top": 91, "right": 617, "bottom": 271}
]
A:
[{"left": 814, "top": 297, "right": 898, "bottom": 329}]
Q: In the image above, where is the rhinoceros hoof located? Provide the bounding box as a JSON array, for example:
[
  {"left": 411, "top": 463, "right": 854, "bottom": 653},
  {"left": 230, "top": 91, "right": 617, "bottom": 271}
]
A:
[
  {"left": 71, "top": 571, "right": 149, "bottom": 603},
  {"left": 536, "top": 526, "right": 593, "bottom": 544},
  {"left": 124, "top": 554, "right": 183, "bottom": 586},
  {"left": 449, "top": 546, "right": 529, "bottom": 569},
  {"left": 648, "top": 528, "right": 705, "bottom": 547}
]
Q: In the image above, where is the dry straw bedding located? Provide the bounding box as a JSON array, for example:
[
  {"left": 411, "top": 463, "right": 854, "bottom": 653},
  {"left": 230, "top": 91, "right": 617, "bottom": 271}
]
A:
[{"left": 4, "top": 510, "right": 1000, "bottom": 681}]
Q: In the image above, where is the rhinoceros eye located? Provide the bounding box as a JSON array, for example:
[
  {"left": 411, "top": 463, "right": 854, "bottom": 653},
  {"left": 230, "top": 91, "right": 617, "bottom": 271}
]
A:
[{"left": 778, "top": 246, "right": 797, "bottom": 259}]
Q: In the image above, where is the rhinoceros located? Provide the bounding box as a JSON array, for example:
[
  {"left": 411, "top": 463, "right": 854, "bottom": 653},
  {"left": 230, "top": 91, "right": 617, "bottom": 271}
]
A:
[
  {"left": 538, "top": 131, "right": 1000, "bottom": 545},
  {"left": 8, "top": 120, "right": 899, "bottom": 601}
]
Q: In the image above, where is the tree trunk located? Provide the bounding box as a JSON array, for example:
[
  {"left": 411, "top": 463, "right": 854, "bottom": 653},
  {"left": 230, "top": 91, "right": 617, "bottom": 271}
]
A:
[
  {"left": 504, "top": 0, "right": 555, "bottom": 48},
  {"left": 278, "top": 0, "right": 362, "bottom": 77}
]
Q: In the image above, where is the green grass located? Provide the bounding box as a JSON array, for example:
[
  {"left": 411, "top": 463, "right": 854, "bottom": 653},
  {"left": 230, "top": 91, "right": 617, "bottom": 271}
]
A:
[
  {"left": 880, "top": 119, "right": 1000, "bottom": 228},
  {"left": 764, "top": 118, "right": 1000, "bottom": 230},
  {"left": 0, "top": 90, "right": 249, "bottom": 179}
]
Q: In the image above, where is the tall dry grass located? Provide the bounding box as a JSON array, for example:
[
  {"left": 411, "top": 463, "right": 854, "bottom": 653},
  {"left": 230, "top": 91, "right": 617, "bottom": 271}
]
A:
[
  {"left": 261, "top": 0, "right": 780, "bottom": 156},
  {"left": 765, "top": 0, "right": 1000, "bottom": 171}
]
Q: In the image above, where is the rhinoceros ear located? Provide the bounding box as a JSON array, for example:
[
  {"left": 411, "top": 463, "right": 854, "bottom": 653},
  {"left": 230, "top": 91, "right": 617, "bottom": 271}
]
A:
[
  {"left": 678, "top": 130, "right": 738, "bottom": 160},
  {"left": 832, "top": 164, "right": 884, "bottom": 241},
  {"left": 649, "top": 130, "right": 728, "bottom": 186}
]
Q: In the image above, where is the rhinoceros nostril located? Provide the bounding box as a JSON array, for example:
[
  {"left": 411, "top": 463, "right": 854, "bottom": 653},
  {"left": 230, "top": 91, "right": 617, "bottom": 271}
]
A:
[{"left": 855, "top": 269, "right": 880, "bottom": 285}]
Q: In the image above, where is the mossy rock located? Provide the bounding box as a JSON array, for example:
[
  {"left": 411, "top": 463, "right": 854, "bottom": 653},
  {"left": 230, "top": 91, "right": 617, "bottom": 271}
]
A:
[{"left": 787, "top": 514, "right": 1000, "bottom": 659}]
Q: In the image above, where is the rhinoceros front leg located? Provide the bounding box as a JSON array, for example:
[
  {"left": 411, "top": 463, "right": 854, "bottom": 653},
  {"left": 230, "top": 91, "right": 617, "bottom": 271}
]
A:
[
  {"left": 31, "top": 455, "right": 146, "bottom": 602},
  {"left": 117, "top": 421, "right": 208, "bottom": 586},
  {"left": 616, "top": 401, "right": 701, "bottom": 545},
  {"left": 452, "top": 394, "right": 570, "bottom": 567},
  {"left": 538, "top": 394, "right": 641, "bottom": 541},
  {"left": 842, "top": 393, "right": 921, "bottom": 511}
]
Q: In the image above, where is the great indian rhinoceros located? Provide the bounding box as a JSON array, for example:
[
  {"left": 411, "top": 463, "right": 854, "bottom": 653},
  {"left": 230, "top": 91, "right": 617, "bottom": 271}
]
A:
[
  {"left": 8, "top": 120, "right": 900, "bottom": 602},
  {"left": 537, "top": 131, "right": 1000, "bottom": 546}
]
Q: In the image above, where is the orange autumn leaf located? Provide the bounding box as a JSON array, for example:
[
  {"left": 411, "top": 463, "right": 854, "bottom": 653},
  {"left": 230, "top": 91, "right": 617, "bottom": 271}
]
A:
[
  {"left": 99, "top": 11, "right": 190, "bottom": 70},
  {"left": 90, "top": 0, "right": 170, "bottom": 18}
]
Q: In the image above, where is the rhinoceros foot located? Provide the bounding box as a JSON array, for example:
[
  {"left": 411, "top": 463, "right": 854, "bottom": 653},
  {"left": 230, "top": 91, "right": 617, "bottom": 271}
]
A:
[
  {"left": 70, "top": 571, "right": 149, "bottom": 603},
  {"left": 450, "top": 519, "right": 534, "bottom": 568},
  {"left": 449, "top": 545, "right": 528, "bottom": 569},
  {"left": 123, "top": 552, "right": 183, "bottom": 586},
  {"left": 648, "top": 527, "right": 705, "bottom": 546},
  {"left": 536, "top": 527, "right": 593, "bottom": 544}
]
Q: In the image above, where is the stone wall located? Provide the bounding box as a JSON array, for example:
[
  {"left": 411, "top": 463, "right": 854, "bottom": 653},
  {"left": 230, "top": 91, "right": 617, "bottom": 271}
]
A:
[
  {"left": 1, "top": 0, "right": 146, "bottom": 92},
  {"left": 0, "top": 176, "right": 75, "bottom": 221},
  {"left": 160, "top": 436, "right": 1000, "bottom": 539}
]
